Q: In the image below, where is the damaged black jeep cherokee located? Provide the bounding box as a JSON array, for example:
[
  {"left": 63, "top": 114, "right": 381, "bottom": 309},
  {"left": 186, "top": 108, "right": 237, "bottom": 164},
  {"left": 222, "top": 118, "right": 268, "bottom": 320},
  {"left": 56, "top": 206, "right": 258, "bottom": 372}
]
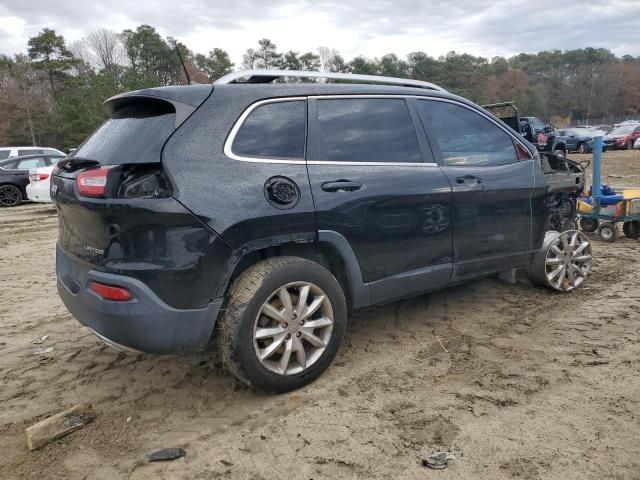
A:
[{"left": 53, "top": 70, "right": 592, "bottom": 392}]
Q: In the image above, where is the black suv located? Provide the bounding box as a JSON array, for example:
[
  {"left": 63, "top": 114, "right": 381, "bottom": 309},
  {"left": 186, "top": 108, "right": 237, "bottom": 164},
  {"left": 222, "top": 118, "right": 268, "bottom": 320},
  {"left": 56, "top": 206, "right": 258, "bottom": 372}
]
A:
[{"left": 53, "top": 70, "right": 592, "bottom": 392}]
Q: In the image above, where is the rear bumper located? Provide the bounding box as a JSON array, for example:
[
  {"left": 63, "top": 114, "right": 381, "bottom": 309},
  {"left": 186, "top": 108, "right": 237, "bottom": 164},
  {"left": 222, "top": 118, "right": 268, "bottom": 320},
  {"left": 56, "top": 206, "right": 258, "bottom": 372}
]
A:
[
  {"left": 56, "top": 244, "right": 222, "bottom": 354},
  {"left": 26, "top": 182, "right": 51, "bottom": 203}
]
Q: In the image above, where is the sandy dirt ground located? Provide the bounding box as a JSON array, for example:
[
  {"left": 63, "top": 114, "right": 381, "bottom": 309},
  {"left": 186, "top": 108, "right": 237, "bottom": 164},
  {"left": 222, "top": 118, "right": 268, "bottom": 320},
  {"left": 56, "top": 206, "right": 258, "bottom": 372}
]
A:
[{"left": 1, "top": 150, "right": 639, "bottom": 479}]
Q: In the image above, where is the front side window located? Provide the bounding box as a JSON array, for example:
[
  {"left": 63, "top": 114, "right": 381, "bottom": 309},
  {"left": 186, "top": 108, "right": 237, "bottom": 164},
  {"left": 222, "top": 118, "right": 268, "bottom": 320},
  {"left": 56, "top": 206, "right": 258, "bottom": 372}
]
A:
[
  {"left": 314, "top": 98, "right": 422, "bottom": 163},
  {"left": 416, "top": 100, "right": 518, "bottom": 167},
  {"left": 232, "top": 100, "right": 306, "bottom": 159}
]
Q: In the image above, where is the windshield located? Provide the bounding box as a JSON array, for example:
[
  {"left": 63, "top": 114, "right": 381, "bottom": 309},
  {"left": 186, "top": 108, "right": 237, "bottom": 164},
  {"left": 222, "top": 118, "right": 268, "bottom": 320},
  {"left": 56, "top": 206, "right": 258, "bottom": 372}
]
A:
[
  {"left": 567, "top": 128, "right": 592, "bottom": 136},
  {"left": 610, "top": 126, "right": 634, "bottom": 135},
  {"left": 527, "top": 117, "right": 546, "bottom": 131}
]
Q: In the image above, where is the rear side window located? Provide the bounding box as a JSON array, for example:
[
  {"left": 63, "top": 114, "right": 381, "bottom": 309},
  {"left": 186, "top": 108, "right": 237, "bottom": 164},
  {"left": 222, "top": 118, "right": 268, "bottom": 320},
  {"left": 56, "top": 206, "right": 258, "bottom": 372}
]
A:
[
  {"left": 16, "top": 157, "right": 46, "bottom": 169},
  {"left": 72, "top": 99, "right": 176, "bottom": 165},
  {"left": 0, "top": 151, "right": 10, "bottom": 160},
  {"left": 416, "top": 100, "right": 518, "bottom": 166},
  {"left": 232, "top": 100, "right": 306, "bottom": 159},
  {"left": 18, "top": 149, "right": 43, "bottom": 156},
  {"left": 314, "top": 98, "right": 422, "bottom": 163}
]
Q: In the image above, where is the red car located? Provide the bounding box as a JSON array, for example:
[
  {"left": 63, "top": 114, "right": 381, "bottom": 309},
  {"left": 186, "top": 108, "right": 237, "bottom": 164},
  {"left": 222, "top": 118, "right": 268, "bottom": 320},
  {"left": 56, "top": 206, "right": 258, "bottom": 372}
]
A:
[{"left": 607, "top": 124, "right": 640, "bottom": 149}]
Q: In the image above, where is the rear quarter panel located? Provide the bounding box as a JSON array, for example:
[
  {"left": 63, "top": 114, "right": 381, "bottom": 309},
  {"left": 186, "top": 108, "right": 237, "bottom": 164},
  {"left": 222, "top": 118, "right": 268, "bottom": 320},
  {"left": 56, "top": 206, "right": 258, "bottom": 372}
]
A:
[{"left": 161, "top": 88, "right": 317, "bottom": 295}]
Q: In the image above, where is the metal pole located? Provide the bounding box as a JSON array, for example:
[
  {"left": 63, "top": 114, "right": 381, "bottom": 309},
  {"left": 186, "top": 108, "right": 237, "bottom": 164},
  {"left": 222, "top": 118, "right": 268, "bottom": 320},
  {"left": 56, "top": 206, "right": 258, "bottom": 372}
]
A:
[{"left": 592, "top": 135, "right": 603, "bottom": 213}]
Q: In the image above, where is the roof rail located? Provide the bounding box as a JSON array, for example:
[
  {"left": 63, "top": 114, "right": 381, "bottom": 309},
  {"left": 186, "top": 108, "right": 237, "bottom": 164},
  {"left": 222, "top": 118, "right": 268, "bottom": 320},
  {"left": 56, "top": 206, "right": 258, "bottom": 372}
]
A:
[{"left": 213, "top": 69, "right": 447, "bottom": 92}]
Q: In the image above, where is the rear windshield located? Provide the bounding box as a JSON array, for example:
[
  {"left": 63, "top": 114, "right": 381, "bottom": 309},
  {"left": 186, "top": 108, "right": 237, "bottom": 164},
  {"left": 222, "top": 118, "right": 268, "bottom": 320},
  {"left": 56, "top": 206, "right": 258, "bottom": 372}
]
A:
[{"left": 72, "top": 100, "right": 176, "bottom": 165}]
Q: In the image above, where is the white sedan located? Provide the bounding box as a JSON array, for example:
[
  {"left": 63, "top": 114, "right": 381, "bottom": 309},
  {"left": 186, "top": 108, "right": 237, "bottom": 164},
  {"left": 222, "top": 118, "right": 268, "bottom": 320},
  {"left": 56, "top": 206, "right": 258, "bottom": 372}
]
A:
[
  {"left": 26, "top": 162, "right": 60, "bottom": 203},
  {"left": 635, "top": 137, "right": 640, "bottom": 149}
]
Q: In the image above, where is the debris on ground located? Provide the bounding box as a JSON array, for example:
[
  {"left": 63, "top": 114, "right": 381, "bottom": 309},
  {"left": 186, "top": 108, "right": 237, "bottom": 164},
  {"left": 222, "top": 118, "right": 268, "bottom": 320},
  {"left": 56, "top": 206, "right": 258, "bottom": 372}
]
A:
[
  {"left": 33, "top": 346, "right": 54, "bottom": 355},
  {"left": 422, "top": 451, "right": 457, "bottom": 469},
  {"left": 24, "top": 404, "right": 96, "bottom": 450},
  {"left": 148, "top": 448, "right": 186, "bottom": 462},
  {"left": 32, "top": 335, "right": 49, "bottom": 345}
]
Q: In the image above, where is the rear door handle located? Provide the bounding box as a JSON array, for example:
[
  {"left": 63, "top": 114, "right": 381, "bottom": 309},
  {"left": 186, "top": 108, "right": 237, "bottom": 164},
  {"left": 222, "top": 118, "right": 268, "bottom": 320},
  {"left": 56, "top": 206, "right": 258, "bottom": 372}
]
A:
[
  {"left": 456, "top": 175, "right": 482, "bottom": 186},
  {"left": 321, "top": 180, "right": 362, "bottom": 192}
]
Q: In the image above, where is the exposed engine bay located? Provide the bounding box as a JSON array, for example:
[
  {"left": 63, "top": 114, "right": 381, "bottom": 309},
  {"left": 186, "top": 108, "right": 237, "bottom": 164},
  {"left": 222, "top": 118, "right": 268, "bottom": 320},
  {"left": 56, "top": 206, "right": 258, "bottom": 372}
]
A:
[{"left": 541, "top": 153, "right": 588, "bottom": 231}]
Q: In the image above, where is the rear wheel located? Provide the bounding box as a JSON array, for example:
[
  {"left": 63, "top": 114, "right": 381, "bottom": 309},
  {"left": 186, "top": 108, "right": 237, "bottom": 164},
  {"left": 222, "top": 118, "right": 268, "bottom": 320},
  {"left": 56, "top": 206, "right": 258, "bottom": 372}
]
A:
[
  {"left": 623, "top": 221, "right": 640, "bottom": 239},
  {"left": 579, "top": 217, "right": 598, "bottom": 233},
  {"left": 0, "top": 185, "right": 23, "bottom": 207},
  {"left": 216, "top": 256, "right": 347, "bottom": 393},
  {"left": 598, "top": 222, "right": 618, "bottom": 243}
]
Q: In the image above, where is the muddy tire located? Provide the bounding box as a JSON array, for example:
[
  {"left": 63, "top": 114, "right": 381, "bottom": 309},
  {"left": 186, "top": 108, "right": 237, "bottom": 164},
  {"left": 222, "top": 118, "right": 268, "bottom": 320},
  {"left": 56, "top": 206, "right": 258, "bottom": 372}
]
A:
[
  {"left": 216, "top": 256, "right": 347, "bottom": 393},
  {"left": 579, "top": 217, "right": 598, "bottom": 233},
  {"left": 529, "top": 230, "right": 592, "bottom": 292},
  {"left": 623, "top": 220, "right": 640, "bottom": 239},
  {"left": 598, "top": 222, "right": 617, "bottom": 243}
]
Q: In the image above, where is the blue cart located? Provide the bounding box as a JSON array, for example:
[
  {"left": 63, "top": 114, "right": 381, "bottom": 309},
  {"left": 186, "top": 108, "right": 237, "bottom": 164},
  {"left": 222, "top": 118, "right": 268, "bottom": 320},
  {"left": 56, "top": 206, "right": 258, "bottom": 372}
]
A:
[{"left": 576, "top": 137, "right": 640, "bottom": 242}]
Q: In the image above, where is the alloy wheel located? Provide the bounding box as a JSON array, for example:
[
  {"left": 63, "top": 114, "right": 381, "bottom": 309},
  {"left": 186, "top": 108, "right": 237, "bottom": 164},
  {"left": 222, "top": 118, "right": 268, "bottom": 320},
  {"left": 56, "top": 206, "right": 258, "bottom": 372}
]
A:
[
  {"left": 0, "top": 185, "right": 22, "bottom": 207},
  {"left": 253, "top": 282, "right": 334, "bottom": 375},
  {"left": 544, "top": 230, "right": 592, "bottom": 291}
]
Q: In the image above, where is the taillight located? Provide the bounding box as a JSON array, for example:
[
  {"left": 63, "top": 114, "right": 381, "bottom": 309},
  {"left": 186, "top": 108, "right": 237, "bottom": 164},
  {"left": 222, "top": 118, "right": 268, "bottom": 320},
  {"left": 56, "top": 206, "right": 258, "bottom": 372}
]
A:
[
  {"left": 89, "top": 281, "right": 133, "bottom": 301},
  {"left": 76, "top": 166, "right": 113, "bottom": 197},
  {"left": 29, "top": 173, "right": 49, "bottom": 182}
]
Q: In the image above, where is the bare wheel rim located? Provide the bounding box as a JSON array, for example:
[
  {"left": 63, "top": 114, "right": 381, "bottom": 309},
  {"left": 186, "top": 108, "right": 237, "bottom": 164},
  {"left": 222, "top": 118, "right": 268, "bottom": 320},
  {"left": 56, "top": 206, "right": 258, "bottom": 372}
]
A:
[
  {"left": 545, "top": 231, "right": 592, "bottom": 291},
  {"left": 253, "top": 281, "right": 334, "bottom": 375},
  {"left": 0, "top": 185, "right": 21, "bottom": 207}
]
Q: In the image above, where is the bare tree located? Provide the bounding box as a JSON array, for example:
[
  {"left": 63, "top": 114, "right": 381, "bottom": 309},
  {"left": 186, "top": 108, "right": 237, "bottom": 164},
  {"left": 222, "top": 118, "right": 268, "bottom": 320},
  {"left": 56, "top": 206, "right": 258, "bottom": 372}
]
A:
[
  {"left": 3, "top": 55, "right": 54, "bottom": 145},
  {"left": 317, "top": 47, "right": 348, "bottom": 73},
  {"left": 242, "top": 48, "right": 257, "bottom": 69},
  {"left": 73, "top": 29, "right": 126, "bottom": 71}
]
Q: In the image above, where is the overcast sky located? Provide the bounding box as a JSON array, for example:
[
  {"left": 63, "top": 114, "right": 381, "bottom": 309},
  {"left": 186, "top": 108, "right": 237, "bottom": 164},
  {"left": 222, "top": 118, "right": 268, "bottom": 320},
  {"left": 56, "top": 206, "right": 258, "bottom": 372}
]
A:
[{"left": 2, "top": 0, "right": 639, "bottom": 64}]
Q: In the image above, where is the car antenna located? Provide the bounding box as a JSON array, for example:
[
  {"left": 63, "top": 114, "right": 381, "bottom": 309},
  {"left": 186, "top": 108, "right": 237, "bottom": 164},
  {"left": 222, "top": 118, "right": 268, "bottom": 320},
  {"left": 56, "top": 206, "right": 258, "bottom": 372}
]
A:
[{"left": 175, "top": 45, "right": 192, "bottom": 85}]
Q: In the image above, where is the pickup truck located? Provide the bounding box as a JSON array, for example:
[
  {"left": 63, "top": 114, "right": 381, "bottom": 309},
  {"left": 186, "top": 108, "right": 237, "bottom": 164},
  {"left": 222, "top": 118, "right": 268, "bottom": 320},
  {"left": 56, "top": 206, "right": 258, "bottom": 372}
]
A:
[{"left": 483, "top": 102, "right": 587, "bottom": 232}]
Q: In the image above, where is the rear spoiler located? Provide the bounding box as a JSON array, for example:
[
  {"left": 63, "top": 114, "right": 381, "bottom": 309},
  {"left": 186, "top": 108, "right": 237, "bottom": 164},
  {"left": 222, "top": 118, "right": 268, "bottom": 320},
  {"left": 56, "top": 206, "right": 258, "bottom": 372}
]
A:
[{"left": 104, "top": 84, "right": 213, "bottom": 128}]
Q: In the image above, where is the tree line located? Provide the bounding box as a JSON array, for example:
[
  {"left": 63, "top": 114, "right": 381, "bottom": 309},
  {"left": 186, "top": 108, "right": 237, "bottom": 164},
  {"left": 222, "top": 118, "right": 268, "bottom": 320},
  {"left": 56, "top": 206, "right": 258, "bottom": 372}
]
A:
[{"left": 1, "top": 25, "right": 639, "bottom": 150}]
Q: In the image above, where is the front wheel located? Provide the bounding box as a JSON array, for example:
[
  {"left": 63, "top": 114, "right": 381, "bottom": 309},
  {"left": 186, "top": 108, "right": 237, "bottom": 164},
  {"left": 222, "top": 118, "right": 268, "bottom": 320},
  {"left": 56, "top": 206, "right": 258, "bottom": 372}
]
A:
[
  {"left": 625, "top": 141, "right": 633, "bottom": 150},
  {"left": 552, "top": 149, "right": 566, "bottom": 159},
  {"left": 578, "top": 143, "right": 587, "bottom": 154},
  {"left": 529, "top": 230, "right": 592, "bottom": 292},
  {"left": 216, "top": 256, "right": 347, "bottom": 393}
]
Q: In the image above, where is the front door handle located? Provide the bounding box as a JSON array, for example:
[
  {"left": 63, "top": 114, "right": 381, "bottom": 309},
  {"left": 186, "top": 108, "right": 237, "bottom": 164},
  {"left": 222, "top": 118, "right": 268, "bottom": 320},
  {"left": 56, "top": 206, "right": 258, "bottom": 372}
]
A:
[
  {"left": 456, "top": 175, "right": 482, "bottom": 186},
  {"left": 321, "top": 180, "right": 362, "bottom": 192}
]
